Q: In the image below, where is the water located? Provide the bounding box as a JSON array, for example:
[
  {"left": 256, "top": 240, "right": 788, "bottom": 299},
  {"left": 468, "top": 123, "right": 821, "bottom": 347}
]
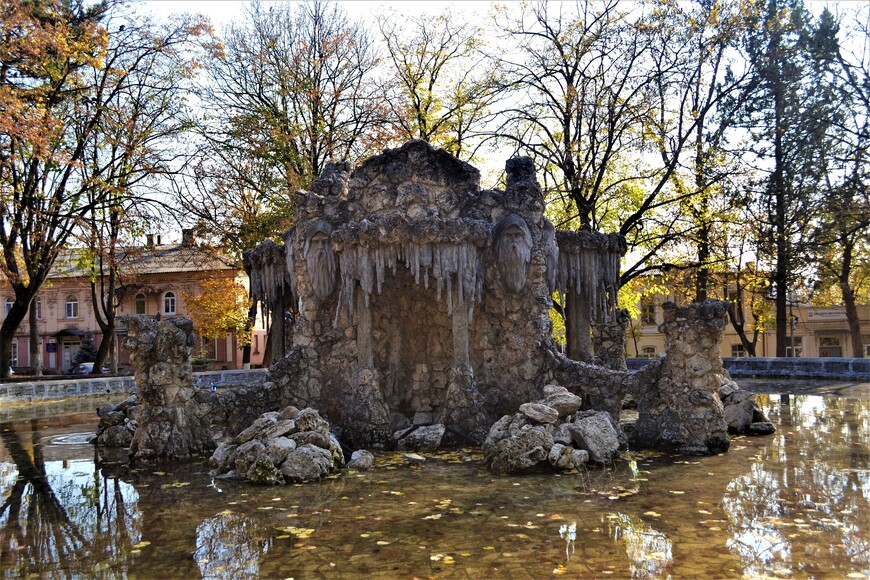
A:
[{"left": 0, "top": 388, "right": 868, "bottom": 578}]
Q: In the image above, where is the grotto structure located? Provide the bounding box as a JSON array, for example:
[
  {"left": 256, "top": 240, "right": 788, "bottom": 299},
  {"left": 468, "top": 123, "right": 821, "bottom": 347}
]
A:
[{"left": 244, "top": 141, "right": 667, "bottom": 450}]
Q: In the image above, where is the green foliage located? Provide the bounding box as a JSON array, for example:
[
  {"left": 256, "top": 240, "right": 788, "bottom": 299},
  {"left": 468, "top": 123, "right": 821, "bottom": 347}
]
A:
[{"left": 72, "top": 331, "right": 98, "bottom": 366}]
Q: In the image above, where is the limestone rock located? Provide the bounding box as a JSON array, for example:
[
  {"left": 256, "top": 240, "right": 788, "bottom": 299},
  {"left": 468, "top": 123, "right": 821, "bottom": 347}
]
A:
[
  {"left": 542, "top": 384, "right": 569, "bottom": 397},
  {"left": 261, "top": 419, "right": 298, "bottom": 441},
  {"left": 487, "top": 428, "right": 554, "bottom": 474},
  {"left": 97, "top": 425, "right": 133, "bottom": 448},
  {"left": 246, "top": 455, "right": 283, "bottom": 485},
  {"left": 265, "top": 437, "right": 296, "bottom": 465},
  {"left": 236, "top": 416, "right": 279, "bottom": 444},
  {"left": 348, "top": 449, "right": 374, "bottom": 470},
  {"left": 328, "top": 433, "right": 346, "bottom": 467},
  {"left": 290, "top": 430, "right": 331, "bottom": 449},
  {"left": 519, "top": 403, "right": 559, "bottom": 425},
  {"left": 234, "top": 440, "right": 266, "bottom": 474},
  {"left": 209, "top": 442, "right": 239, "bottom": 471},
  {"left": 544, "top": 392, "right": 583, "bottom": 417},
  {"left": 748, "top": 421, "right": 776, "bottom": 435},
  {"left": 723, "top": 390, "right": 757, "bottom": 434},
  {"left": 396, "top": 424, "right": 445, "bottom": 452},
  {"left": 548, "top": 443, "right": 589, "bottom": 470},
  {"left": 281, "top": 444, "right": 333, "bottom": 483},
  {"left": 568, "top": 412, "right": 620, "bottom": 463}
]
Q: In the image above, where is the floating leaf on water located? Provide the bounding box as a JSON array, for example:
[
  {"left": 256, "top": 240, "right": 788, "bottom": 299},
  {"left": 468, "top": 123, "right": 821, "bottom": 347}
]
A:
[
  {"left": 515, "top": 533, "right": 530, "bottom": 539},
  {"left": 483, "top": 546, "right": 495, "bottom": 550},
  {"left": 443, "top": 556, "right": 455, "bottom": 564},
  {"left": 430, "top": 554, "right": 443, "bottom": 561},
  {"left": 276, "top": 535, "right": 290, "bottom": 539},
  {"left": 644, "top": 511, "right": 661, "bottom": 517},
  {"left": 132, "top": 541, "right": 151, "bottom": 549},
  {"left": 360, "top": 533, "right": 371, "bottom": 538},
  {"left": 152, "top": 471, "right": 167, "bottom": 476},
  {"left": 669, "top": 490, "right": 685, "bottom": 495},
  {"left": 554, "top": 565, "right": 568, "bottom": 575},
  {"left": 376, "top": 540, "right": 390, "bottom": 545},
  {"left": 698, "top": 509, "right": 712, "bottom": 515},
  {"left": 460, "top": 552, "right": 471, "bottom": 557}
]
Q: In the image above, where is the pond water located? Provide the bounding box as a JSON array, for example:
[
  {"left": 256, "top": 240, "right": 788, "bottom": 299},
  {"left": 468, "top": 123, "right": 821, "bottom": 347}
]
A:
[{"left": 0, "top": 387, "right": 868, "bottom": 578}]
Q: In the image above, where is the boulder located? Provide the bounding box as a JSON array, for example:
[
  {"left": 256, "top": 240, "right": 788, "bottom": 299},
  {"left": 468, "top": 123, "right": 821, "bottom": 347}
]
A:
[
  {"left": 209, "top": 442, "right": 239, "bottom": 471},
  {"left": 548, "top": 443, "right": 589, "bottom": 470},
  {"left": 348, "top": 449, "right": 374, "bottom": 470},
  {"left": 261, "top": 419, "right": 298, "bottom": 440},
  {"left": 234, "top": 439, "right": 266, "bottom": 474},
  {"left": 235, "top": 416, "right": 278, "bottom": 445},
  {"left": 280, "top": 444, "right": 333, "bottom": 483},
  {"left": 246, "top": 454, "right": 283, "bottom": 485},
  {"left": 328, "top": 433, "right": 346, "bottom": 467},
  {"left": 289, "top": 430, "right": 331, "bottom": 449},
  {"left": 722, "top": 390, "right": 757, "bottom": 434},
  {"left": 487, "top": 428, "right": 554, "bottom": 474},
  {"left": 544, "top": 392, "right": 583, "bottom": 417},
  {"left": 542, "top": 384, "right": 569, "bottom": 397},
  {"left": 748, "top": 421, "right": 776, "bottom": 435},
  {"left": 97, "top": 425, "right": 133, "bottom": 447},
  {"left": 265, "top": 437, "right": 296, "bottom": 465},
  {"left": 278, "top": 405, "right": 300, "bottom": 420},
  {"left": 568, "top": 412, "right": 620, "bottom": 463},
  {"left": 395, "top": 424, "right": 445, "bottom": 452},
  {"left": 294, "top": 408, "right": 329, "bottom": 434},
  {"left": 519, "top": 403, "right": 559, "bottom": 425}
]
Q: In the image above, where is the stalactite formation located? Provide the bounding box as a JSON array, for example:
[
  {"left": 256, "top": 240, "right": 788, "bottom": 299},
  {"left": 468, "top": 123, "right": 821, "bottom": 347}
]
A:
[{"left": 554, "top": 231, "right": 626, "bottom": 322}]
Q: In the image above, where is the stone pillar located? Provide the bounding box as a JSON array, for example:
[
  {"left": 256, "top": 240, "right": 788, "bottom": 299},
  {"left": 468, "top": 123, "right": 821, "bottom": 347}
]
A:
[
  {"left": 592, "top": 309, "right": 629, "bottom": 371},
  {"left": 122, "top": 316, "right": 215, "bottom": 462},
  {"left": 566, "top": 282, "right": 593, "bottom": 362},
  {"left": 356, "top": 289, "right": 373, "bottom": 368},
  {"left": 631, "top": 300, "right": 730, "bottom": 454},
  {"left": 452, "top": 302, "right": 470, "bottom": 368}
]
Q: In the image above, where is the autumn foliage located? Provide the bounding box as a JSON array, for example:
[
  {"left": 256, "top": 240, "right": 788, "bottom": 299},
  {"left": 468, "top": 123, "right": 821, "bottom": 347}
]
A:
[{"left": 182, "top": 277, "right": 252, "bottom": 346}]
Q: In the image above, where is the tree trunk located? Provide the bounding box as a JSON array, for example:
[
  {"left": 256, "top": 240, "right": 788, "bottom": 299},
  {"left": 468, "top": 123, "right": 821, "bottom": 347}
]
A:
[
  {"left": 565, "top": 281, "right": 593, "bottom": 361},
  {"left": 773, "top": 73, "right": 789, "bottom": 358},
  {"left": 28, "top": 299, "right": 42, "bottom": 376},
  {"left": 838, "top": 240, "right": 865, "bottom": 358},
  {"left": 0, "top": 295, "right": 32, "bottom": 378}
]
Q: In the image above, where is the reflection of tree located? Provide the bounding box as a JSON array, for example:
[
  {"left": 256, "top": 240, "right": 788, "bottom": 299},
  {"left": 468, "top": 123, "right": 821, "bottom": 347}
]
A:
[
  {"left": 605, "top": 512, "right": 673, "bottom": 579},
  {"left": 196, "top": 512, "right": 266, "bottom": 579},
  {"left": 0, "top": 420, "right": 142, "bottom": 576},
  {"left": 724, "top": 395, "right": 870, "bottom": 577}
]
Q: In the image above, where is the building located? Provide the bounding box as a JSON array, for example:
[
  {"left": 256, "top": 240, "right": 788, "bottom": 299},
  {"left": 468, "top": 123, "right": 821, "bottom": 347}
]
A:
[
  {"left": 629, "top": 288, "right": 870, "bottom": 359},
  {"left": 2, "top": 231, "right": 267, "bottom": 374}
]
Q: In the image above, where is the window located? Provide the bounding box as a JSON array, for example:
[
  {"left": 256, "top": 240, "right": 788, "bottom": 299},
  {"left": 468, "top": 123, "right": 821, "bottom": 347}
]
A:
[
  {"left": 863, "top": 336, "right": 870, "bottom": 358},
  {"left": 731, "top": 343, "right": 747, "bottom": 358},
  {"left": 819, "top": 337, "right": 840, "bottom": 347},
  {"left": 163, "top": 291, "right": 176, "bottom": 315},
  {"left": 641, "top": 299, "right": 656, "bottom": 326},
  {"left": 134, "top": 293, "right": 146, "bottom": 315},
  {"left": 785, "top": 336, "right": 803, "bottom": 358},
  {"left": 65, "top": 295, "right": 79, "bottom": 319},
  {"left": 3, "top": 298, "right": 12, "bottom": 317},
  {"left": 33, "top": 298, "right": 41, "bottom": 320},
  {"left": 639, "top": 345, "right": 657, "bottom": 359},
  {"left": 818, "top": 336, "right": 842, "bottom": 358},
  {"left": 9, "top": 343, "right": 17, "bottom": 367}
]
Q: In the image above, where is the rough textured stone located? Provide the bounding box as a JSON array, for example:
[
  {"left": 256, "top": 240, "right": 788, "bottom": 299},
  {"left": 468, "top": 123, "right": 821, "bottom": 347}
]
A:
[
  {"left": 246, "top": 455, "right": 283, "bottom": 485},
  {"left": 519, "top": 403, "right": 559, "bottom": 424},
  {"left": 548, "top": 443, "right": 589, "bottom": 470},
  {"left": 235, "top": 416, "right": 279, "bottom": 444},
  {"left": 289, "top": 430, "right": 331, "bottom": 449},
  {"left": 120, "top": 315, "right": 215, "bottom": 462},
  {"left": 748, "top": 422, "right": 776, "bottom": 435},
  {"left": 723, "top": 390, "right": 757, "bottom": 434},
  {"left": 265, "top": 437, "right": 296, "bottom": 465},
  {"left": 97, "top": 425, "right": 133, "bottom": 447},
  {"left": 629, "top": 301, "right": 730, "bottom": 455},
  {"left": 544, "top": 392, "right": 583, "bottom": 417},
  {"left": 568, "top": 412, "right": 620, "bottom": 463},
  {"left": 592, "top": 309, "right": 630, "bottom": 371},
  {"left": 209, "top": 442, "right": 239, "bottom": 471},
  {"left": 280, "top": 444, "right": 333, "bottom": 483},
  {"left": 348, "top": 449, "right": 374, "bottom": 470},
  {"left": 234, "top": 440, "right": 266, "bottom": 475},
  {"left": 395, "top": 424, "right": 445, "bottom": 452},
  {"left": 487, "top": 428, "right": 554, "bottom": 474}
]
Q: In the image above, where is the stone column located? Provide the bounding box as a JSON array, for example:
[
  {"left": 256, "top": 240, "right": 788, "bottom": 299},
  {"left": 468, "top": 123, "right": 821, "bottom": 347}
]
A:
[
  {"left": 452, "top": 301, "right": 470, "bottom": 368},
  {"left": 631, "top": 300, "right": 730, "bottom": 454},
  {"left": 592, "top": 309, "right": 629, "bottom": 371},
  {"left": 356, "top": 289, "right": 373, "bottom": 368},
  {"left": 122, "top": 316, "right": 215, "bottom": 463},
  {"left": 566, "top": 282, "right": 593, "bottom": 362}
]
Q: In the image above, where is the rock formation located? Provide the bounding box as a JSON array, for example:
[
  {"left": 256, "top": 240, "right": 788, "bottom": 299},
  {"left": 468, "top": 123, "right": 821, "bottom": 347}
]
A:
[{"left": 121, "top": 316, "right": 215, "bottom": 462}]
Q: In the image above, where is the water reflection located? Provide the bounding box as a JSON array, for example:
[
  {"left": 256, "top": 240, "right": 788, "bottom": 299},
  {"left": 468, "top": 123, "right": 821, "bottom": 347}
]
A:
[
  {"left": 196, "top": 512, "right": 266, "bottom": 579},
  {"left": 0, "top": 418, "right": 141, "bottom": 577},
  {"left": 724, "top": 394, "right": 870, "bottom": 578},
  {"left": 0, "top": 392, "right": 866, "bottom": 577},
  {"left": 606, "top": 512, "right": 673, "bottom": 579}
]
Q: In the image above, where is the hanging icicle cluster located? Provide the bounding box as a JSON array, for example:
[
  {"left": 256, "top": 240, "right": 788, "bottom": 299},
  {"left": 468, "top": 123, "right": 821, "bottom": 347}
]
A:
[
  {"left": 243, "top": 239, "right": 293, "bottom": 328},
  {"left": 554, "top": 231, "right": 626, "bottom": 321},
  {"left": 329, "top": 216, "right": 490, "bottom": 324}
]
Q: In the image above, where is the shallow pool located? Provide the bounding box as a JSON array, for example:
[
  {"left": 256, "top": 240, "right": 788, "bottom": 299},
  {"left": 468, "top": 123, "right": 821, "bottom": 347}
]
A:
[{"left": 0, "top": 390, "right": 867, "bottom": 578}]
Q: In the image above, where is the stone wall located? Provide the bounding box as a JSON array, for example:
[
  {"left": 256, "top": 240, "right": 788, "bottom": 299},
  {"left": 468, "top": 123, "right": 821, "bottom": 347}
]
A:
[{"left": 630, "top": 301, "right": 730, "bottom": 454}]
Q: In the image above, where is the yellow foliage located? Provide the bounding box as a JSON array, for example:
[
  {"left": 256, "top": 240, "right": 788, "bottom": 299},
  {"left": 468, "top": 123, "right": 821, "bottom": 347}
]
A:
[{"left": 182, "top": 277, "right": 252, "bottom": 345}]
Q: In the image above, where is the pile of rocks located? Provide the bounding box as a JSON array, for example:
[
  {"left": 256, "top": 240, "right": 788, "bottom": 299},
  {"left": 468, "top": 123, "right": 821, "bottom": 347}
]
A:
[
  {"left": 92, "top": 394, "right": 140, "bottom": 447},
  {"left": 209, "top": 406, "right": 346, "bottom": 484},
  {"left": 719, "top": 382, "right": 776, "bottom": 436},
  {"left": 483, "top": 385, "right": 622, "bottom": 474}
]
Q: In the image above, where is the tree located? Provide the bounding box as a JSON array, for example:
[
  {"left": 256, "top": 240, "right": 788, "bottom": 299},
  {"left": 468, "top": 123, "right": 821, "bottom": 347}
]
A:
[
  {"left": 182, "top": 0, "right": 384, "bottom": 262},
  {"left": 182, "top": 277, "right": 252, "bottom": 348},
  {"left": 732, "top": 0, "right": 819, "bottom": 357},
  {"left": 804, "top": 7, "right": 870, "bottom": 357},
  {"left": 77, "top": 12, "right": 210, "bottom": 374},
  {"left": 378, "top": 10, "right": 497, "bottom": 160},
  {"left": 0, "top": 0, "right": 112, "bottom": 378}
]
